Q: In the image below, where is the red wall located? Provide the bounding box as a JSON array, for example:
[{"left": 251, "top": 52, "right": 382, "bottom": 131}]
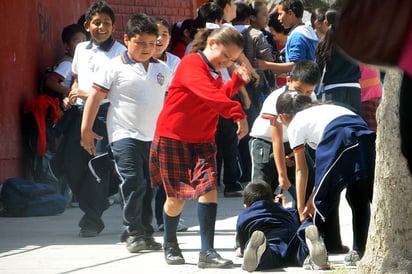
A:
[{"left": 0, "top": 1, "right": 197, "bottom": 183}]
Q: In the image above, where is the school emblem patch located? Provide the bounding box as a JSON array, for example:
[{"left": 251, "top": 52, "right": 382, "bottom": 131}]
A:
[{"left": 157, "top": 73, "right": 165, "bottom": 86}]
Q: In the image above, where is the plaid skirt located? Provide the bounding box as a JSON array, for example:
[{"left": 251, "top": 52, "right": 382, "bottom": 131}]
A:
[
  {"left": 150, "top": 136, "right": 218, "bottom": 200},
  {"left": 361, "top": 97, "right": 380, "bottom": 131}
]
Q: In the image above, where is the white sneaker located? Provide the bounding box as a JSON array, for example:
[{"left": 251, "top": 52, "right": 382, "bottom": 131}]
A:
[
  {"left": 304, "top": 225, "right": 328, "bottom": 267},
  {"left": 243, "top": 230, "right": 266, "bottom": 272}
]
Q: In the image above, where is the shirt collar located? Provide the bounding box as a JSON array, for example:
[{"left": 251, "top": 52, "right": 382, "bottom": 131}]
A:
[
  {"left": 197, "top": 50, "right": 218, "bottom": 75},
  {"left": 121, "top": 51, "right": 158, "bottom": 64},
  {"left": 85, "top": 36, "right": 116, "bottom": 51}
]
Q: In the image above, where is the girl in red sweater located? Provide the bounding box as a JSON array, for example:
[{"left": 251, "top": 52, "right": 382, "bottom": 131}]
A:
[{"left": 150, "top": 26, "right": 251, "bottom": 268}]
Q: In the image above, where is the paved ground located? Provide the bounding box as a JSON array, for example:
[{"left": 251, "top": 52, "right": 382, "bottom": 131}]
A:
[{"left": 0, "top": 185, "right": 356, "bottom": 274}]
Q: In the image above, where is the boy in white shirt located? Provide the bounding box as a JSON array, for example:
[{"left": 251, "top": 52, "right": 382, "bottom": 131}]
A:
[{"left": 81, "top": 13, "right": 172, "bottom": 253}]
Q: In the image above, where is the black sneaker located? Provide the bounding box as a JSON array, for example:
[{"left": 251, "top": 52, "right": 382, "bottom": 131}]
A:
[
  {"left": 144, "top": 237, "right": 162, "bottom": 250},
  {"left": 164, "top": 242, "right": 185, "bottom": 265},
  {"left": 223, "top": 182, "right": 243, "bottom": 198},
  {"left": 198, "top": 248, "right": 233, "bottom": 269},
  {"left": 327, "top": 244, "right": 350, "bottom": 254},
  {"left": 79, "top": 228, "right": 100, "bottom": 238},
  {"left": 126, "top": 235, "right": 146, "bottom": 253},
  {"left": 223, "top": 190, "right": 243, "bottom": 197}
]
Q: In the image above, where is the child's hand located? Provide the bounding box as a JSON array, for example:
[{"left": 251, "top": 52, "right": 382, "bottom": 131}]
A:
[
  {"left": 80, "top": 129, "right": 103, "bottom": 156},
  {"left": 274, "top": 193, "right": 289, "bottom": 207},
  {"left": 62, "top": 97, "right": 72, "bottom": 111},
  {"left": 235, "top": 64, "right": 251, "bottom": 84},
  {"left": 69, "top": 88, "right": 88, "bottom": 103},
  {"left": 285, "top": 154, "right": 295, "bottom": 167}
]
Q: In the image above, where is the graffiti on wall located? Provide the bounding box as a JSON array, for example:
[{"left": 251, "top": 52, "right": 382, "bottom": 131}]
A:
[{"left": 38, "top": 1, "right": 52, "bottom": 46}]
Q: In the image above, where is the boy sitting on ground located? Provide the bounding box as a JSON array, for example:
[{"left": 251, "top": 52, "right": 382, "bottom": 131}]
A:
[{"left": 236, "top": 180, "right": 330, "bottom": 271}]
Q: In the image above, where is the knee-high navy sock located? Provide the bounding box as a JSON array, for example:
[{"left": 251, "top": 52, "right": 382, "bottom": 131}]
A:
[
  {"left": 163, "top": 210, "right": 180, "bottom": 243},
  {"left": 198, "top": 202, "right": 217, "bottom": 253}
]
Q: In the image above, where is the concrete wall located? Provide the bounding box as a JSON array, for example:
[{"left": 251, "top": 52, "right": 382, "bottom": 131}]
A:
[{"left": 0, "top": 0, "right": 197, "bottom": 183}]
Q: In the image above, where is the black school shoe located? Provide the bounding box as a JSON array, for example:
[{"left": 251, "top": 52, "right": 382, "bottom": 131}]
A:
[
  {"left": 164, "top": 242, "right": 185, "bottom": 265},
  {"left": 79, "top": 227, "right": 101, "bottom": 238},
  {"left": 223, "top": 182, "right": 244, "bottom": 198},
  {"left": 121, "top": 229, "right": 162, "bottom": 253},
  {"left": 198, "top": 249, "right": 233, "bottom": 268},
  {"left": 125, "top": 235, "right": 162, "bottom": 253}
]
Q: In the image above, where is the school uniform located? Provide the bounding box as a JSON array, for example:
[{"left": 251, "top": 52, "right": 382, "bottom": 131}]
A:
[
  {"left": 236, "top": 200, "right": 312, "bottom": 269},
  {"left": 52, "top": 37, "right": 126, "bottom": 235},
  {"left": 249, "top": 88, "right": 316, "bottom": 194},
  {"left": 318, "top": 49, "right": 361, "bottom": 113},
  {"left": 93, "top": 51, "right": 171, "bottom": 238},
  {"left": 287, "top": 104, "right": 375, "bottom": 255},
  {"left": 150, "top": 51, "right": 246, "bottom": 200}
]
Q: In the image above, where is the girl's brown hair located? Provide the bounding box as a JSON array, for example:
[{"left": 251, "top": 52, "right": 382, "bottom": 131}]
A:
[{"left": 191, "top": 26, "right": 244, "bottom": 53}]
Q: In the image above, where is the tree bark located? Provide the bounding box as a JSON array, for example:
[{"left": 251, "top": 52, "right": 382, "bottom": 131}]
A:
[{"left": 357, "top": 69, "right": 412, "bottom": 273}]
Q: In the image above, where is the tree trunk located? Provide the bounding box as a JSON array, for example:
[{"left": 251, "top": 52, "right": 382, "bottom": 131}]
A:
[{"left": 357, "top": 69, "right": 412, "bottom": 273}]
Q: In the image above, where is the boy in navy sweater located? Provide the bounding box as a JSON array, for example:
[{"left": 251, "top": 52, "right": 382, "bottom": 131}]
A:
[{"left": 236, "top": 180, "right": 330, "bottom": 271}]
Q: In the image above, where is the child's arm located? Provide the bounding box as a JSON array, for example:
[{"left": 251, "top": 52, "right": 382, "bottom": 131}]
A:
[
  {"left": 238, "top": 86, "right": 251, "bottom": 110},
  {"left": 237, "top": 52, "right": 260, "bottom": 86},
  {"left": 270, "top": 118, "right": 292, "bottom": 191},
  {"left": 293, "top": 145, "right": 309, "bottom": 222},
  {"left": 80, "top": 87, "right": 105, "bottom": 156},
  {"left": 254, "top": 59, "right": 296, "bottom": 74},
  {"left": 68, "top": 78, "right": 89, "bottom": 103},
  {"left": 44, "top": 74, "right": 70, "bottom": 96}
]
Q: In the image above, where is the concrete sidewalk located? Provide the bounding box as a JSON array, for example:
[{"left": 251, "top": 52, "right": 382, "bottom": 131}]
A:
[{"left": 0, "top": 186, "right": 356, "bottom": 274}]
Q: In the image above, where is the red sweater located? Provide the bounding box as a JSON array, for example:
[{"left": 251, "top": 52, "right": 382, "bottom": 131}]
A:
[{"left": 155, "top": 53, "right": 247, "bottom": 143}]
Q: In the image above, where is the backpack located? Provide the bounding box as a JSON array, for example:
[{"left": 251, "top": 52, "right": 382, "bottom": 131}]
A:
[{"left": 0, "top": 178, "right": 66, "bottom": 217}]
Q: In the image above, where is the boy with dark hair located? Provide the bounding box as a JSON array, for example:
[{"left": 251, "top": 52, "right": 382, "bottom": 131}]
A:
[
  {"left": 249, "top": 60, "right": 319, "bottom": 196},
  {"left": 236, "top": 180, "right": 329, "bottom": 271},
  {"left": 254, "top": 0, "right": 318, "bottom": 75},
  {"left": 81, "top": 13, "right": 171, "bottom": 252},
  {"left": 43, "top": 24, "right": 86, "bottom": 105},
  {"left": 51, "top": 0, "right": 126, "bottom": 238}
]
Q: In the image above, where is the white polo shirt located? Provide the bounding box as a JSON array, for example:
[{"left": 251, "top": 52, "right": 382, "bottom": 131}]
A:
[
  {"left": 93, "top": 51, "right": 172, "bottom": 143},
  {"left": 287, "top": 104, "right": 355, "bottom": 150},
  {"left": 250, "top": 87, "right": 289, "bottom": 143},
  {"left": 164, "top": 52, "right": 180, "bottom": 75},
  {"left": 250, "top": 87, "right": 318, "bottom": 143},
  {"left": 53, "top": 60, "right": 73, "bottom": 88},
  {"left": 72, "top": 37, "right": 126, "bottom": 105}
]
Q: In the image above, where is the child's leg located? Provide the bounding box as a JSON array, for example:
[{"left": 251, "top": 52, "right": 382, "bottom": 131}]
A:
[
  {"left": 345, "top": 178, "right": 373, "bottom": 257},
  {"left": 163, "top": 197, "right": 185, "bottom": 265},
  {"left": 315, "top": 201, "right": 348, "bottom": 253},
  {"left": 284, "top": 219, "right": 311, "bottom": 266},
  {"left": 197, "top": 202, "right": 217, "bottom": 252}
]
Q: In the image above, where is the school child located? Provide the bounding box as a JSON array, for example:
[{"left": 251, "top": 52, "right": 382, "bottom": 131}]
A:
[
  {"left": 81, "top": 13, "right": 172, "bottom": 252},
  {"left": 43, "top": 23, "right": 86, "bottom": 108},
  {"left": 51, "top": 1, "right": 126, "bottom": 238},
  {"left": 169, "top": 18, "right": 194, "bottom": 59},
  {"left": 236, "top": 180, "right": 329, "bottom": 272},
  {"left": 151, "top": 16, "right": 188, "bottom": 232},
  {"left": 276, "top": 92, "right": 375, "bottom": 264},
  {"left": 188, "top": 1, "right": 248, "bottom": 198},
  {"left": 254, "top": 0, "right": 318, "bottom": 75},
  {"left": 249, "top": 60, "right": 320, "bottom": 196},
  {"left": 149, "top": 26, "right": 251, "bottom": 268}
]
